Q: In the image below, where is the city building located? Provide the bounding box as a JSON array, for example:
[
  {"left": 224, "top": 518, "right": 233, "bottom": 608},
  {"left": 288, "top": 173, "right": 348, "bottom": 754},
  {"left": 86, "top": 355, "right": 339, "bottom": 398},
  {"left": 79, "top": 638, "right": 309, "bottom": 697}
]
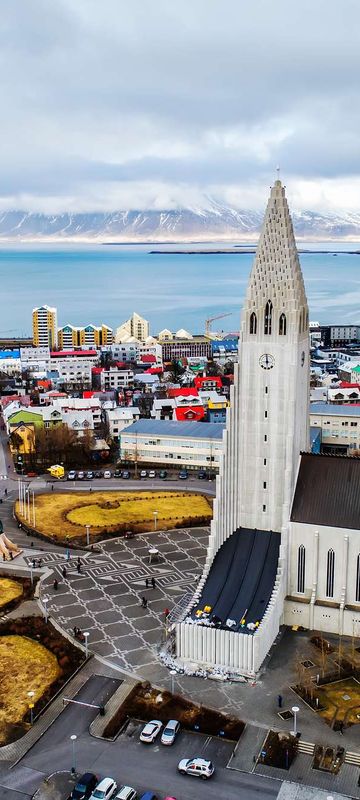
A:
[
  {"left": 175, "top": 179, "right": 360, "bottom": 679},
  {"left": 119, "top": 419, "right": 224, "bottom": 470},
  {"left": 310, "top": 402, "right": 360, "bottom": 454},
  {"left": 0, "top": 349, "right": 21, "bottom": 376},
  {"left": 320, "top": 324, "right": 360, "bottom": 348},
  {"left": 93, "top": 366, "right": 135, "bottom": 392},
  {"left": 105, "top": 406, "right": 140, "bottom": 440},
  {"left": 58, "top": 323, "right": 113, "bottom": 349},
  {"left": 48, "top": 350, "right": 98, "bottom": 390},
  {"left": 161, "top": 336, "right": 212, "bottom": 362},
  {"left": 115, "top": 312, "right": 149, "bottom": 343},
  {"left": 32, "top": 305, "right": 58, "bottom": 348}
]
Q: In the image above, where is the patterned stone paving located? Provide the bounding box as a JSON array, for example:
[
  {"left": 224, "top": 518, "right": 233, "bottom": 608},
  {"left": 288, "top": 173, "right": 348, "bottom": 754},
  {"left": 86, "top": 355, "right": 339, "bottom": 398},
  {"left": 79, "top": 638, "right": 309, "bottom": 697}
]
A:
[{"left": 26, "top": 527, "right": 208, "bottom": 674}]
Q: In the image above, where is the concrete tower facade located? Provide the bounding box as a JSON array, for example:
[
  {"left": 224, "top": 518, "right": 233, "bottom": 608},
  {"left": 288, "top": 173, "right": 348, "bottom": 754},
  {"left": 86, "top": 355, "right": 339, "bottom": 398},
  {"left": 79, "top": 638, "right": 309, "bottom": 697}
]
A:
[{"left": 176, "top": 180, "right": 310, "bottom": 676}]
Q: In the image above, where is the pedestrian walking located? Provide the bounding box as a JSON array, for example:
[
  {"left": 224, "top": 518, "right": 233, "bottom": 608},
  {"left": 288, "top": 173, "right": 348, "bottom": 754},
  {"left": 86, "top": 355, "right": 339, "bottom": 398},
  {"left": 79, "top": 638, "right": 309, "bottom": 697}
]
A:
[
  {"left": 145, "top": 578, "right": 149, "bottom": 588},
  {"left": 53, "top": 579, "right": 58, "bottom": 590},
  {"left": 77, "top": 562, "right": 81, "bottom": 573},
  {"left": 51, "top": 484, "right": 54, "bottom": 491},
  {"left": 277, "top": 694, "right": 283, "bottom": 709},
  {"left": 4, "top": 488, "right": 7, "bottom": 497},
  {"left": 164, "top": 608, "right": 170, "bottom": 618},
  {"left": 38, "top": 558, "right": 42, "bottom": 568},
  {"left": 151, "top": 577, "right": 156, "bottom": 589},
  {"left": 141, "top": 596, "right": 148, "bottom": 609},
  {"left": 32, "top": 559, "right": 36, "bottom": 568},
  {"left": 77, "top": 557, "right": 81, "bottom": 566},
  {"left": 66, "top": 548, "right": 70, "bottom": 561},
  {"left": 62, "top": 566, "right": 67, "bottom": 578}
]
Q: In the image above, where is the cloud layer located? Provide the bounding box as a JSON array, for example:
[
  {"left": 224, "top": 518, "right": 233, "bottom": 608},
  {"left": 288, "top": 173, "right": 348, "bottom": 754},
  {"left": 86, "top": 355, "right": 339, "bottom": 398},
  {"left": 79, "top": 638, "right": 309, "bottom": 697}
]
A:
[{"left": 1, "top": 0, "right": 360, "bottom": 212}]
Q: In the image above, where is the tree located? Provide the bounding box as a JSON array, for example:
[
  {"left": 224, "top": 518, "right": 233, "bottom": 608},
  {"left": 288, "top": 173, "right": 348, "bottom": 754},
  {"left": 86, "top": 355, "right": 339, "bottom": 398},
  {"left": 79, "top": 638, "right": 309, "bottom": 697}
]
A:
[{"left": 166, "top": 359, "right": 186, "bottom": 384}]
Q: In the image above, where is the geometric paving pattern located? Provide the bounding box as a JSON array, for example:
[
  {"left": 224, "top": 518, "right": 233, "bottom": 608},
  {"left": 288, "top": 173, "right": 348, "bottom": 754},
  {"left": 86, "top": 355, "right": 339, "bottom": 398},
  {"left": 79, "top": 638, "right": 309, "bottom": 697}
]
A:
[{"left": 25, "top": 527, "right": 208, "bottom": 674}]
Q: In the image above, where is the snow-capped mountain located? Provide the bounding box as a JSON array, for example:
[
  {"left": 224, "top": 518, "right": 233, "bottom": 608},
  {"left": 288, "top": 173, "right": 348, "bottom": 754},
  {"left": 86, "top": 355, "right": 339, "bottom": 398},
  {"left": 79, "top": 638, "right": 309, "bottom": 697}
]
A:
[{"left": 0, "top": 204, "right": 360, "bottom": 241}]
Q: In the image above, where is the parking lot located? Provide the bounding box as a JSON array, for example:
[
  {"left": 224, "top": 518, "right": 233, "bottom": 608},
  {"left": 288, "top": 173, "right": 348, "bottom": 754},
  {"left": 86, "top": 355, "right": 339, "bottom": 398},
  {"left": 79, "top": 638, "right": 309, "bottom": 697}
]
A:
[{"left": 124, "top": 718, "right": 236, "bottom": 769}]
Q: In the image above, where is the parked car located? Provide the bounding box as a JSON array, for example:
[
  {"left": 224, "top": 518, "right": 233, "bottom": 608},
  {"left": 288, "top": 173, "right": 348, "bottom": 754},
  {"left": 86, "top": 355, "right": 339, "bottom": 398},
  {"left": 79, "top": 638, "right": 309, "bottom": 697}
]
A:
[
  {"left": 178, "top": 757, "right": 214, "bottom": 780},
  {"left": 138, "top": 794, "right": 158, "bottom": 800},
  {"left": 114, "top": 788, "right": 137, "bottom": 800},
  {"left": 178, "top": 470, "right": 188, "bottom": 480},
  {"left": 140, "top": 470, "right": 147, "bottom": 479},
  {"left": 89, "top": 777, "right": 117, "bottom": 800},
  {"left": 122, "top": 470, "right": 130, "bottom": 479},
  {"left": 159, "top": 470, "right": 167, "bottom": 479},
  {"left": 139, "top": 719, "right": 162, "bottom": 743},
  {"left": 94, "top": 470, "right": 103, "bottom": 479},
  {"left": 86, "top": 471, "right": 94, "bottom": 480},
  {"left": 197, "top": 470, "right": 207, "bottom": 479},
  {"left": 67, "top": 470, "right": 77, "bottom": 481},
  {"left": 70, "top": 772, "right": 98, "bottom": 799},
  {"left": 113, "top": 469, "right": 122, "bottom": 478},
  {"left": 77, "top": 471, "right": 85, "bottom": 480},
  {"left": 148, "top": 470, "right": 156, "bottom": 479},
  {"left": 103, "top": 470, "right": 112, "bottom": 479},
  {"left": 161, "top": 719, "right": 180, "bottom": 745}
]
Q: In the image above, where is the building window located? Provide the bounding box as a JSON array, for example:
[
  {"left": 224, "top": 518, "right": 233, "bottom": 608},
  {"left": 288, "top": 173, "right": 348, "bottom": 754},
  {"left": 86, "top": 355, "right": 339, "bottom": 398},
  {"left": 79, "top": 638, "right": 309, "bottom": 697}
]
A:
[
  {"left": 250, "top": 312, "right": 257, "bottom": 334},
  {"left": 326, "top": 549, "right": 335, "bottom": 598},
  {"left": 264, "top": 300, "right": 273, "bottom": 335},
  {"left": 263, "top": 481, "right": 267, "bottom": 489},
  {"left": 264, "top": 458, "right": 267, "bottom": 465},
  {"left": 264, "top": 435, "right": 267, "bottom": 442},
  {"left": 265, "top": 386, "right": 268, "bottom": 394},
  {"left": 297, "top": 545, "right": 305, "bottom": 593},
  {"left": 279, "top": 313, "right": 287, "bottom": 335},
  {"left": 262, "top": 504, "right": 266, "bottom": 512},
  {"left": 265, "top": 410, "right": 268, "bottom": 418},
  {"left": 356, "top": 555, "right": 360, "bottom": 603}
]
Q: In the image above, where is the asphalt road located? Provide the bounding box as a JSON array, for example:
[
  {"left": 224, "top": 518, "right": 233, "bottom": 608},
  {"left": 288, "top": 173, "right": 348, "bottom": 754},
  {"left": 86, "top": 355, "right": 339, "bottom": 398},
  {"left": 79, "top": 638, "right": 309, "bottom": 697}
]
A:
[{"left": 0, "top": 677, "right": 280, "bottom": 800}]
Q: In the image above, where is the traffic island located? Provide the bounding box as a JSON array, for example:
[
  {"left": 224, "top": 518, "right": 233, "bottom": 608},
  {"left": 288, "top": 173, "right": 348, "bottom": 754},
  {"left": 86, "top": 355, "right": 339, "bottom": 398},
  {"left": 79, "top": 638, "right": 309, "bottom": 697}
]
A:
[
  {"left": 15, "top": 490, "right": 212, "bottom": 545},
  {"left": 257, "top": 729, "right": 298, "bottom": 769},
  {"left": 0, "top": 615, "right": 85, "bottom": 745},
  {"left": 102, "top": 680, "right": 244, "bottom": 740},
  {"left": 0, "top": 574, "right": 36, "bottom": 614}
]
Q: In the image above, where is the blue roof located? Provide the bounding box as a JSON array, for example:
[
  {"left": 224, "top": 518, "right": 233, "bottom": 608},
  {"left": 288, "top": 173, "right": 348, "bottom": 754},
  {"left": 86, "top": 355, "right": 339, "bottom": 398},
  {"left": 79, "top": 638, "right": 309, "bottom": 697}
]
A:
[
  {"left": 0, "top": 349, "right": 20, "bottom": 359},
  {"left": 122, "top": 419, "right": 225, "bottom": 439},
  {"left": 310, "top": 402, "right": 360, "bottom": 416}
]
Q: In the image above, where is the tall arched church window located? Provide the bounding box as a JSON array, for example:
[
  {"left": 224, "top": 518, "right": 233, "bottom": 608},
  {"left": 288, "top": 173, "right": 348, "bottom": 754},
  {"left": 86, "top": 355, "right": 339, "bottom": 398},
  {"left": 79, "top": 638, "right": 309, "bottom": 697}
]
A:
[
  {"left": 297, "top": 545, "right": 305, "bottom": 593},
  {"left": 299, "top": 309, "right": 303, "bottom": 333},
  {"left": 279, "top": 313, "right": 287, "bottom": 335},
  {"left": 326, "top": 549, "right": 335, "bottom": 598},
  {"left": 264, "top": 300, "right": 273, "bottom": 335},
  {"left": 356, "top": 554, "right": 360, "bottom": 602},
  {"left": 250, "top": 312, "right": 257, "bottom": 335}
]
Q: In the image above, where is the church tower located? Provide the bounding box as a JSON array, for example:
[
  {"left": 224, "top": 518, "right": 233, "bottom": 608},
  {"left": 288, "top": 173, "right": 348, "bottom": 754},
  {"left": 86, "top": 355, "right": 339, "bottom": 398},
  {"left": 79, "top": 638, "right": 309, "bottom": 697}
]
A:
[{"left": 176, "top": 180, "right": 310, "bottom": 676}]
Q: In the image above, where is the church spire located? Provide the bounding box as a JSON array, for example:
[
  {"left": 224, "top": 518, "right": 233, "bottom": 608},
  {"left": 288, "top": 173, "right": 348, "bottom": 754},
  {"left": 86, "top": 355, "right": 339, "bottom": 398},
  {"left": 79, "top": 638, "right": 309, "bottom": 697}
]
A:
[{"left": 242, "top": 180, "right": 308, "bottom": 342}]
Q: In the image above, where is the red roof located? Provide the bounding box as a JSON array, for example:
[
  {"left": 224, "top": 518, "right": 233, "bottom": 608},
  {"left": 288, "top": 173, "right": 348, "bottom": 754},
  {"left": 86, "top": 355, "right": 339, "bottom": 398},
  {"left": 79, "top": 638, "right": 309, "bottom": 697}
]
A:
[
  {"left": 91, "top": 367, "right": 103, "bottom": 374},
  {"left": 141, "top": 354, "right": 156, "bottom": 363},
  {"left": 145, "top": 367, "right": 163, "bottom": 374},
  {"left": 51, "top": 350, "right": 98, "bottom": 358},
  {"left": 168, "top": 387, "right": 199, "bottom": 398},
  {"left": 340, "top": 382, "right": 360, "bottom": 388}
]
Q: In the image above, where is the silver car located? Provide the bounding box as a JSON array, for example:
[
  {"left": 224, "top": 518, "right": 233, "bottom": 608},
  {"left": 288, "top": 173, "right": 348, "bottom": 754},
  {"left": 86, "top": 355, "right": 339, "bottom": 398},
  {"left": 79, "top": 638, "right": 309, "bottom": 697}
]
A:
[
  {"left": 161, "top": 719, "right": 180, "bottom": 745},
  {"left": 178, "top": 757, "right": 215, "bottom": 780}
]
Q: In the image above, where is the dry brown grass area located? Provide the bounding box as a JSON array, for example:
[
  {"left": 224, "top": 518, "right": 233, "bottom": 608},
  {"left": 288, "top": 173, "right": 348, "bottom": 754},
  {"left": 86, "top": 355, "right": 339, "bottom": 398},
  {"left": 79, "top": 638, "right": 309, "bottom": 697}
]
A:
[
  {"left": 15, "top": 490, "right": 212, "bottom": 542},
  {"left": 0, "top": 578, "right": 23, "bottom": 609},
  {"left": 0, "top": 635, "right": 60, "bottom": 745}
]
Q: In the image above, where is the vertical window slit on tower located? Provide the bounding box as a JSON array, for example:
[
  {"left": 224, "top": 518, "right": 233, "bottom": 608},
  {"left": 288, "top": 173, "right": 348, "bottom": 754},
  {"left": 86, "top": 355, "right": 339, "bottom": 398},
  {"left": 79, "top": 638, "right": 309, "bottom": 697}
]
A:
[
  {"left": 297, "top": 545, "right": 305, "bottom": 593},
  {"left": 250, "top": 312, "right": 257, "bottom": 334},
  {"left": 279, "top": 313, "right": 287, "bottom": 335},
  {"left": 326, "top": 549, "right": 335, "bottom": 598},
  {"left": 264, "top": 300, "right": 273, "bottom": 334}
]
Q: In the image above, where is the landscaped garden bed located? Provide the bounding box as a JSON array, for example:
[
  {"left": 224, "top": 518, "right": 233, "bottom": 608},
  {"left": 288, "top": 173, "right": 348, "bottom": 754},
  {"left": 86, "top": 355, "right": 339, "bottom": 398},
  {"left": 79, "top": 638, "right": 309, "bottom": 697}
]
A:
[
  {"left": 0, "top": 575, "right": 35, "bottom": 614},
  {"left": 15, "top": 490, "right": 212, "bottom": 545},
  {"left": 0, "top": 616, "right": 85, "bottom": 745},
  {"left": 259, "top": 729, "right": 298, "bottom": 769},
  {"left": 103, "top": 681, "right": 244, "bottom": 741}
]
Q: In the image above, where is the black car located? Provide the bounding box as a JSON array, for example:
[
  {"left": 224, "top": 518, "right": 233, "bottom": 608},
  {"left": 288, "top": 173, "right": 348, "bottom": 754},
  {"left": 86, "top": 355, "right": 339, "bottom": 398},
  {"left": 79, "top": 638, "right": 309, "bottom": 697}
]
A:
[
  {"left": 159, "top": 470, "right": 167, "bottom": 479},
  {"left": 94, "top": 470, "right": 103, "bottom": 479},
  {"left": 197, "top": 470, "right": 207, "bottom": 479},
  {"left": 113, "top": 469, "right": 122, "bottom": 478},
  {"left": 178, "top": 469, "right": 188, "bottom": 480},
  {"left": 70, "top": 772, "right": 98, "bottom": 799},
  {"left": 122, "top": 470, "right": 130, "bottom": 479}
]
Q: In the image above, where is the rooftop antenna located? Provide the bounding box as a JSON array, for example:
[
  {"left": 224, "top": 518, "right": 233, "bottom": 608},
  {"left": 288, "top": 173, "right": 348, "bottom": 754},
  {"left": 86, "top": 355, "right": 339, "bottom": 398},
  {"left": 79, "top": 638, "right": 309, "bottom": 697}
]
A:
[{"left": 276, "top": 165, "right": 281, "bottom": 181}]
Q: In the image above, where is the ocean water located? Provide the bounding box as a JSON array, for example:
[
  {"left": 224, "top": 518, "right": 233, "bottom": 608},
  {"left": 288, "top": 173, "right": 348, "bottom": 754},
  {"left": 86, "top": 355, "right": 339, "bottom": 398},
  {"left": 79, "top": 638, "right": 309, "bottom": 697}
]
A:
[{"left": 0, "top": 243, "right": 359, "bottom": 336}]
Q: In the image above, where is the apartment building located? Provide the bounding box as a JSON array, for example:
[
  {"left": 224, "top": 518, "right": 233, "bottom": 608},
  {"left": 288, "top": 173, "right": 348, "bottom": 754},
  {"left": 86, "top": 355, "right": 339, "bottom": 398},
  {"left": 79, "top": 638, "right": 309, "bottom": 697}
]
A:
[{"left": 32, "top": 305, "right": 57, "bottom": 348}]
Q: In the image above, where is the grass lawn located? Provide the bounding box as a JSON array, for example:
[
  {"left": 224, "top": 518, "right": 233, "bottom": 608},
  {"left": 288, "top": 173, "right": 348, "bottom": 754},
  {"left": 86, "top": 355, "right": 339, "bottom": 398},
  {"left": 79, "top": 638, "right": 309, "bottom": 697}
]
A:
[
  {"left": 318, "top": 678, "right": 360, "bottom": 725},
  {"left": 0, "top": 578, "right": 23, "bottom": 609},
  {"left": 0, "top": 635, "right": 60, "bottom": 745},
  {"left": 15, "top": 490, "right": 212, "bottom": 542}
]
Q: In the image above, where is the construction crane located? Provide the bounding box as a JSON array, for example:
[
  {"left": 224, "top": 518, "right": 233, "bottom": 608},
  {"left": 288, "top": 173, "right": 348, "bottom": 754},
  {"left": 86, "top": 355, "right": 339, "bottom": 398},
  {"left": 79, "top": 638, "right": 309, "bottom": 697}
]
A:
[{"left": 205, "top": 312, "right": 233, "bottom": 338}]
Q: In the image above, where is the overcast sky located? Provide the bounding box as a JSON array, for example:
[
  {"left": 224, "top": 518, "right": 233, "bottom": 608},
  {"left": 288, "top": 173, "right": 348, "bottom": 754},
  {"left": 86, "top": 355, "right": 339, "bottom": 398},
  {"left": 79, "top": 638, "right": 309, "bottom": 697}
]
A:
[{"left": 1, "top": 0, "right": 360, "bottom": 213}]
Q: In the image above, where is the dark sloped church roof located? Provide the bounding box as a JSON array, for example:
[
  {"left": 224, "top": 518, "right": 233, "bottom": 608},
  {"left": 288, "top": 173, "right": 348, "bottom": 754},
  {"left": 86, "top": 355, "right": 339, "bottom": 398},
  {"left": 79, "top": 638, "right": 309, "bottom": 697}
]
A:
[{"left": 291, "top": 453, "right": 360, "bottom": 530}]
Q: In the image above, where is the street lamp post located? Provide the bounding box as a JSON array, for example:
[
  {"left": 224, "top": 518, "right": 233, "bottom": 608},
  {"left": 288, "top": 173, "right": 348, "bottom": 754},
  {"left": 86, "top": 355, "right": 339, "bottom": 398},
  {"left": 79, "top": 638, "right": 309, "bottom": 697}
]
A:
[
  {"left": 28, "top": 691, "right": 35, "bottom": 725},
  {"left": 30, "top": 562, "right": 33, "bottom": 585},
  {"left": 32, "top": 491, "right": 36, "bottom": 527},
  {"left": 85, "top": 525, "right": 90, "bottom": 547},
  {"left": 169, "top": 668, "right": 177, "bottom": 696},
  {"left": 43, "top": 596, "right": 48, "bottom": 624},
  {"left": 70, "top": 734, "right": 77, "bottom": 774},
  {"left": 84, "top": 631, "right": 89, "bottom": 658},
  {"left": 291, "top": 705, "right": 300, "bottom": 737},
  {"left": 153, "top": 511, "right": 158, "bottom": 531}
]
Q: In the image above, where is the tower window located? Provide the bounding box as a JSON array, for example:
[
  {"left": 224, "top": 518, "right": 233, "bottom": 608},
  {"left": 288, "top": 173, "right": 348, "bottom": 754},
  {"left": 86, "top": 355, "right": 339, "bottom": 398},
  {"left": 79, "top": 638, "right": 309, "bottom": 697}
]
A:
[
  {"left": 279, "top": 313, "right": 287, "bottom": 335},
  {"left": 264, "top": 300, "right": 273, "bottom": 335},
  {"left": 264, "top": 458, "right": 267, "bottom": 465},
  {"left": 265, "top": 386, "right": 268, "bottom": 394},
  {"left": 264, "top": 435, "right": 267, "bottom": 442},
  {"left": 297, "top": 545, "right": 305, "bottom": 593},
  {"left": 262, "top": 504, "right": 266, "bottom": 512},
  {"left": 263, "top": 481, "right": 267, "bottom": 489},
  {"left": 326, "top": 549, "right": 335, "bottom": 598},
  {"left": 264, "top": 410, "right": 268, "bottom": 418},
  {"left": 250, "top": 312, "right": 257, "bottom": 334},
  {"left": 356, "top": 554, "right": 360, "bottom": 602}
]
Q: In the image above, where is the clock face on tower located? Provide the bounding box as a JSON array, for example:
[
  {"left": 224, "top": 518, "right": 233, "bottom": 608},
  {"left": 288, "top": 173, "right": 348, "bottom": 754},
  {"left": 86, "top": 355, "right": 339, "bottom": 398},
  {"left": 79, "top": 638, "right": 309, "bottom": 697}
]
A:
[{"left": 259, "top": 353, "right": 275, "bottom": 370}]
